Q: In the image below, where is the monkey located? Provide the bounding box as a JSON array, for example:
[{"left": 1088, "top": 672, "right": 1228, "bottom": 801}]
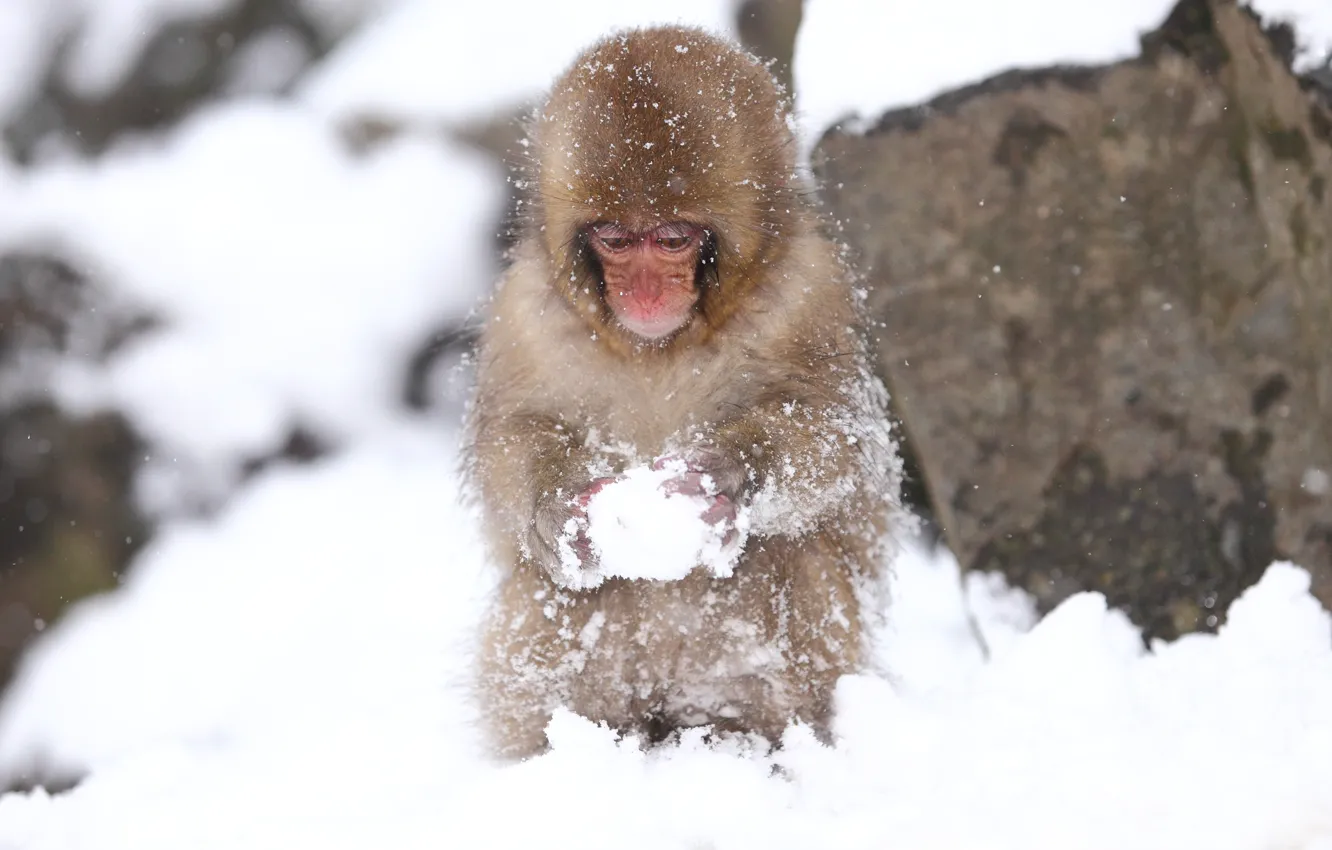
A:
[{"left": 464, "top": 25, "right": 902, "bottom": 760}]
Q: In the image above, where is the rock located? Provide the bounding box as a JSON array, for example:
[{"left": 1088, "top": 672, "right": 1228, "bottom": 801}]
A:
[
  {"left": 0, "top": 253, "right": 152, "bottom": 690},
  {"left": 0, "top": 252, "right": 153, "bottom": 372},
  {"left": 814, "top": 0, "right": 1332, "bottom": 640},
  {"left": 402, "top": 323, "right": 478, "bottom": 414},
  {"left": 735, "top": 0, "right": 804, "bottom": 97},
  {"left": 0, "top": 403, "right": 147, "bottom": 685}
]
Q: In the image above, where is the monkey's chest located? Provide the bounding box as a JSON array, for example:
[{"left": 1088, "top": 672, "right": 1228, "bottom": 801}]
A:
[
  {"left": 546, "top": 332, "right": 769, "bottom": 452},
  {"left": 585, "top": 379, "right": 745, "bottom": 454}
]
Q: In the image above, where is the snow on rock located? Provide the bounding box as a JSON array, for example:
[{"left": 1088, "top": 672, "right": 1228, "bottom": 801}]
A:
[
  {"left": 795, "top": 0, "right": 1172, "bottom": 151},
  {"left": 298, "top": 0, "right": 734, "bottom": 125},
  {"left": 0, "top": 100, "right": 500, "bottom": 500},
  {"left": 794, "top": 0, "right": 1332, "bottom": 152},
  {"left": 563, "top": 461, "right": 749, "bottom": 588}
]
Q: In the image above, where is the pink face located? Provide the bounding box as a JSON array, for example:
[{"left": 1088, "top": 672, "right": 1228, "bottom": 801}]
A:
[{"left": 587, "top": 222, "right": 707, "bottom": 341}]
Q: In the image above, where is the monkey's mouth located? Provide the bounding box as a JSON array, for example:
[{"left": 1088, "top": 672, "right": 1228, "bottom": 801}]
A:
[
  {"left": 613, "top": 305, "right": 694, "bottom": 341},
  {"left": 605, "top": 284, "right": 699, "bottom": 341}
]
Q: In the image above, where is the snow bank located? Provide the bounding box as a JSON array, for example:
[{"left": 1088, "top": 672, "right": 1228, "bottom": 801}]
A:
[
  {"left": 795, "top": 0, "right": 1332, "bottom": 151},
  {"left": 0, "top": 426, "right": 487, "bottom": 779},
  {"left": 1, "top": 508, "right": 1330, "bottom": 849}
]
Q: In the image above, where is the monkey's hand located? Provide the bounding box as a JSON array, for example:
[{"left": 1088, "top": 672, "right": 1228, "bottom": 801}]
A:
[
  {"left": 651, "top": 447, "right": 747, "bottom": 544},
  {"left": 531, "top": 477, "right": 617, "bottom": 589}
]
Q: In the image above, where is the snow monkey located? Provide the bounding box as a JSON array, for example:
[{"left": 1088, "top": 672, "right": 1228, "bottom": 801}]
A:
[{"left": 465, "top": 25, "right": 901, "bottom": 759}]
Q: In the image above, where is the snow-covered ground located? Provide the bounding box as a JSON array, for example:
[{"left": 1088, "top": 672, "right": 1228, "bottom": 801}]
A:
[
  {"left": 1, "top": 0, "right": 1331, "bottom": 847},
  {"left": 1, "top": 469, "right": 1329, "bottom": 849}
]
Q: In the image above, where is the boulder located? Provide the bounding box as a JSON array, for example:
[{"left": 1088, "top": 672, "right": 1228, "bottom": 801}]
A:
[
  {"left": 0, "top": 253, "right": 151, "bottom": 688},
  {"left": 814, "top": 0, "right": 1332, "bottom": 640}
]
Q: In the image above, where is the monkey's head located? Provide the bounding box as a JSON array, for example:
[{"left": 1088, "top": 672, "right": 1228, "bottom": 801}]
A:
[{"left": 529, "top": 26, "right": 800, "bottom": 349}]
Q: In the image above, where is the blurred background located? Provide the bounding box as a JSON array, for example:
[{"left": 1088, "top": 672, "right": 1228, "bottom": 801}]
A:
[
  {"left": 0, "top": 0, "right": 780, "bottom": 703},
  {"left": 0, "top": 0, "right": 1329, "bottom": 748}
]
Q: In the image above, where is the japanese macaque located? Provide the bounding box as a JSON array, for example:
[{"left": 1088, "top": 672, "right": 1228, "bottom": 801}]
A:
[{"left": 465, "top": 25, "right": 901, "bottom": 759}]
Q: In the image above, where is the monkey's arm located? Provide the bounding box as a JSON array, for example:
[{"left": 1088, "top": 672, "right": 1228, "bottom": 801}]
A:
[
  {"left": 681, "top": 388, "right": 892, "bottom": 538},
  {"left": 469, "top": 411, "right": 615, "bottom": 581}
]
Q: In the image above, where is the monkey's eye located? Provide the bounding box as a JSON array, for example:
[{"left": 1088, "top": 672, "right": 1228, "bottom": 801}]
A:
[
  {"left": 590, "top": 224, "right": 633, "bottom": 253},
  {"left": 655, "top": 235, "right": 693, "bottom": 252},
  {"left": 598, "top": 235, "right": 633, "bottom": 252}
]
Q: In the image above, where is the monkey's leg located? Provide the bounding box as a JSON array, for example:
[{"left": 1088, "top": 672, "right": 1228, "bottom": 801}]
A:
[
  {"left": 637, "top": 546, "right": 855, "bottom": 747},
  {"left": 768, "top": 532, "right": 865, "bottom": 745},
  {"left": 477, "top": 565, "right": 582, "bottom": 760},
  {"left": 562, "top": 581, "right": 660, "bottom": 745}
]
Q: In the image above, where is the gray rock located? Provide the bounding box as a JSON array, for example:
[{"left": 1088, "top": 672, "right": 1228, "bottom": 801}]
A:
[
  {"left": 736, "top": 0, "right": 804, "bottom": 97},
  {"left": 0, "top": 253, "right": 152, "bottom": 693},
  {"left": 814, "top": 0, "right": 1332, "bottom": 640}
]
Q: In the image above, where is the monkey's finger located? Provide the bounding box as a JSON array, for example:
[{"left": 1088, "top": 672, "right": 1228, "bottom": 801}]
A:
[
  {"left": 699, "top": 494, "right": 737, "bottom": 526},
  {"left": 661, "top": 471, "right": 711, "bottom": 498},
  {"left": 575, "top": 476, "right": 619, "bottom": 509},
  {"left": 569, "top": 536, "right": 593, "bottom": 565},
  {"left": 719, "top": 525, "right": 740, "bottom": 549},
  {"left": 569, "top": 526, "right": 603, "bottom": 570},
  {"left": 686, "top": 448, "right": 746, "bottom": 498}
]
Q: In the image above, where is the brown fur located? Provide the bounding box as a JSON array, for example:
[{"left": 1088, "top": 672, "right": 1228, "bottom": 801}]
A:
[{"left": 465, "top": 26, "right": 901, "bottom": 760}]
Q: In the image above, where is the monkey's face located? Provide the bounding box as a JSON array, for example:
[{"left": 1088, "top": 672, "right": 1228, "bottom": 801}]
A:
[
  {"left": 535, "top": 25, "right": 799, "bottom": 349},
  {"left": 586, "top": 221, "right": 707, "bottom": 341}
]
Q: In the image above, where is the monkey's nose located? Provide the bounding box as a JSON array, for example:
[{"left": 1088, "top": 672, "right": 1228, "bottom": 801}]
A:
[{"left": 629, "top": 269, "right": 665, "bottom": 303}]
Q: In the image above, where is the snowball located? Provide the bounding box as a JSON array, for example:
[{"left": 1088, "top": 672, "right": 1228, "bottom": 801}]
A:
[{"left": 558, "top": 462, "right": 749, "bottom": 589}]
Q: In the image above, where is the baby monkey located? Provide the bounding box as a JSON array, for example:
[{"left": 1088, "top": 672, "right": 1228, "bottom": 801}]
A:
[{"left": 466, "top": 25, "right": 900, "bottom": 759}]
